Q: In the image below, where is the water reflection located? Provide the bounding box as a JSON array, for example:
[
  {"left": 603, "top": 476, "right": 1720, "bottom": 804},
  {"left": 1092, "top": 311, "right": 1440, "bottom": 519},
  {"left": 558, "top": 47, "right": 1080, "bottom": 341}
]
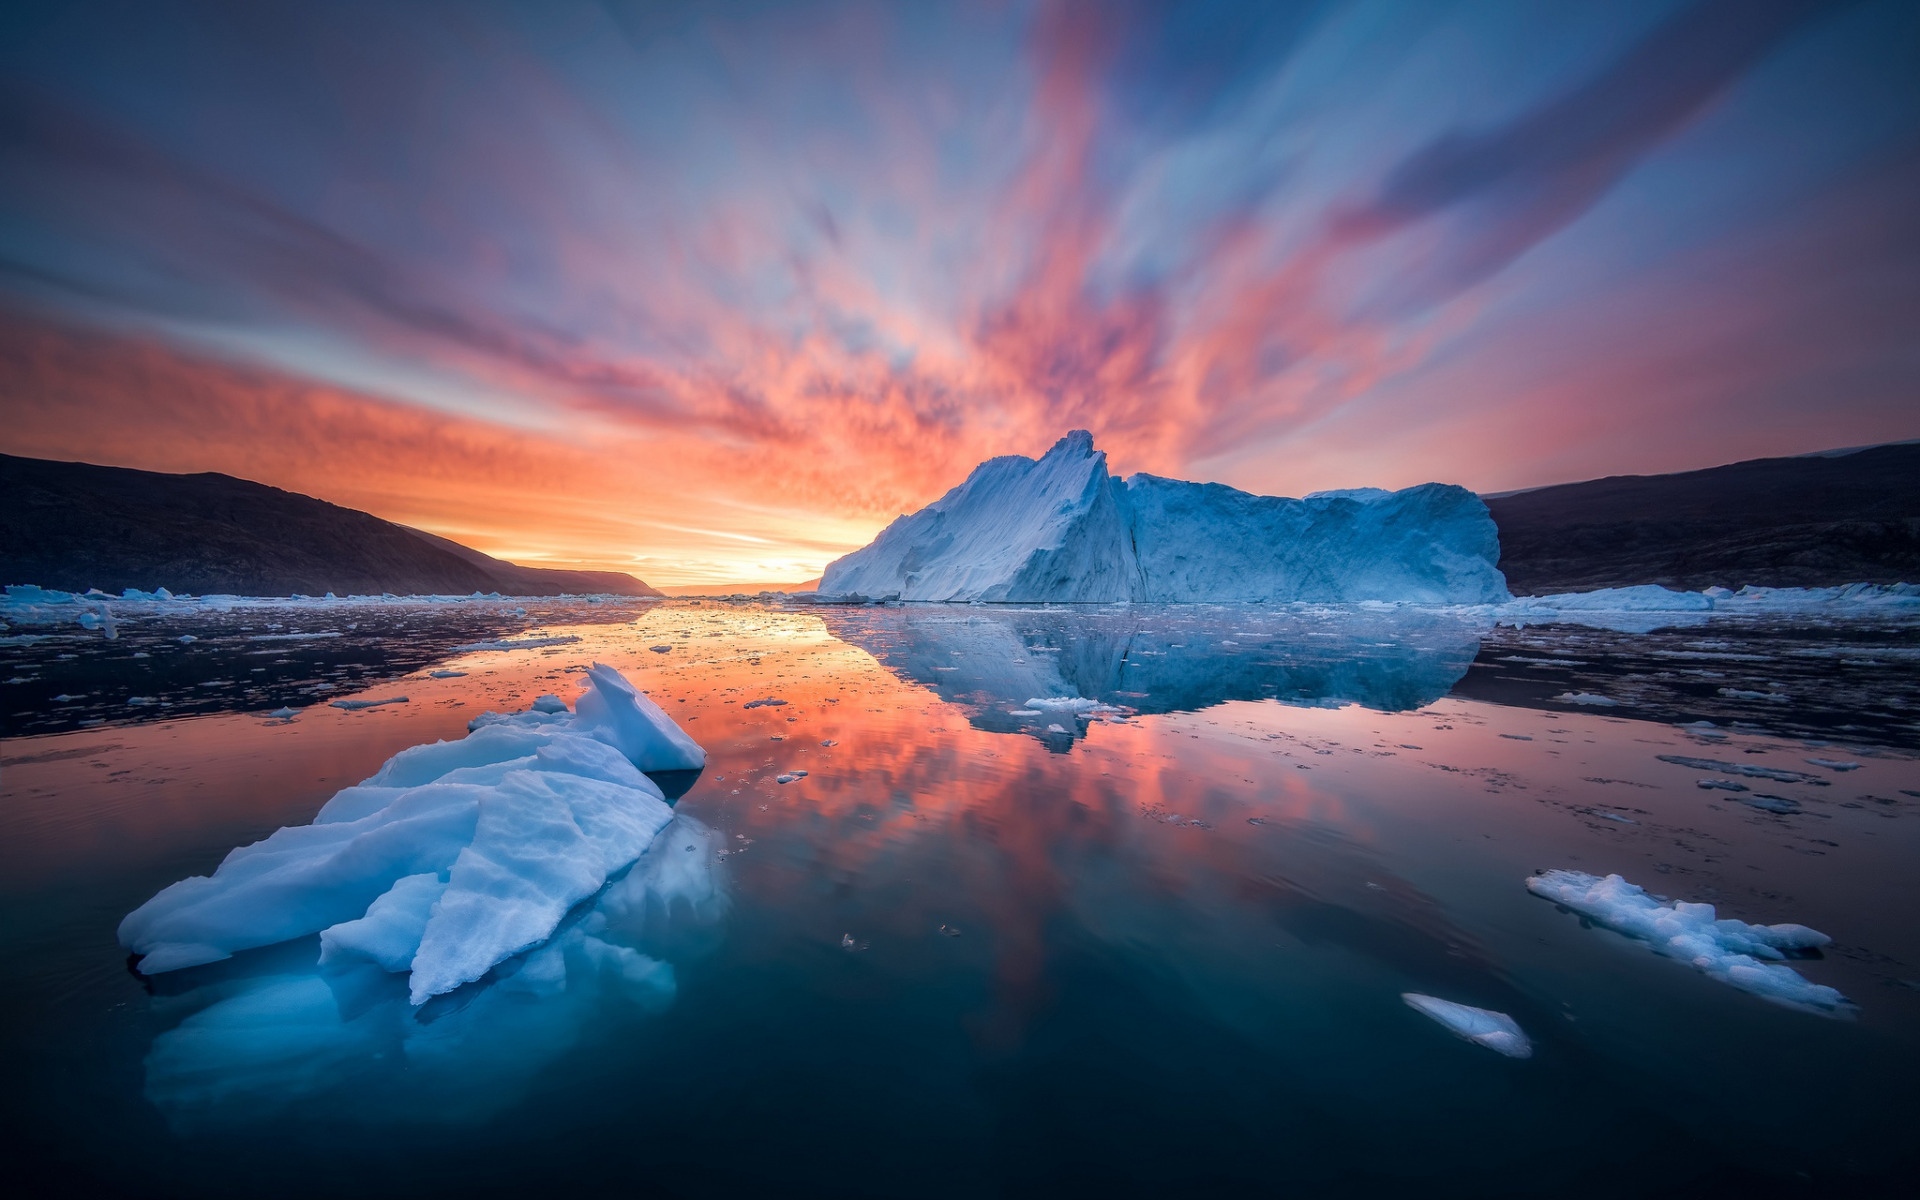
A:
[
  {"left": 818, "top": 606, "right": 1486, "bottom": 744},
  {"left": 4, "top": 602, "right": 1918, "bottom": 1196},
  {"left": 141, "top": 815, "right": 727, "bottom": 1130}
]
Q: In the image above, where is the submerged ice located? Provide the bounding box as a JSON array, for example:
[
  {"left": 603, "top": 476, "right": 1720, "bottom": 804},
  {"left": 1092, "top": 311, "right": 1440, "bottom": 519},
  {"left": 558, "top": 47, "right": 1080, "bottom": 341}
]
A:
[
  {"left": 118, "top": 663, "right": 705, "bottom": 1005},
  {"left": 1402, "top": 994, "right": 1532, "bottom": 1058},
  {"left": 819, "top": 431, "right": 1507, "bottom": 604},
  {"left": 1526, "top": 870, "right": 1850, "bottom": 1016}
]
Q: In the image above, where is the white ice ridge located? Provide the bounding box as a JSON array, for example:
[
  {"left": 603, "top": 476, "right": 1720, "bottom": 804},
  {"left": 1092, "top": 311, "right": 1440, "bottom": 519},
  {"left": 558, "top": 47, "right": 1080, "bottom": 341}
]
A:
[
  {"left": 1402, "top": 994, "right": 1532, "bottom": 1058},
  {"left": 1526, "top": 870, "right": 1852, "bottom": 1016},
  {"left": 818, "top": 431, "right": 1508, "bottom": 604},
  {"left": 1499, "top": 582, "right": 1920, "bottom": 632},
  {"left": 117, "top": 663, "right": 705, "bottom": 1005}
]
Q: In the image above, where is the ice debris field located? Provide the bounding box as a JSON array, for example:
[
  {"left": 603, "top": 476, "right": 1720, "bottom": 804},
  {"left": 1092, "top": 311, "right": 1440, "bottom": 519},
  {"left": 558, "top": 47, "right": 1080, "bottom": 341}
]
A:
[{"left": 118, "top": 663, "right": 705, "bottom": 1005}]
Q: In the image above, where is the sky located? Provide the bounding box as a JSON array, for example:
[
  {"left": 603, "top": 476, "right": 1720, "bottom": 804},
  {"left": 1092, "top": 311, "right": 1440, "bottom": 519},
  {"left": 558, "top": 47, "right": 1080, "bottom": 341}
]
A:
[{"left": 1, "top": 0, "right": 1916, "bottom": 587}]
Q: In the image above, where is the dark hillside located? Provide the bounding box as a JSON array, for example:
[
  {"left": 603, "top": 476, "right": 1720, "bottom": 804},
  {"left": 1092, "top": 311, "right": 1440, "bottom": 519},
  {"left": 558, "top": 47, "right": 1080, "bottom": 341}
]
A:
[
  {"left": 1487, "top": 443, "right": 1920, "bottom": 594},
  {"left": 0, "top": 453, "right": 661, "bottom": 597}
]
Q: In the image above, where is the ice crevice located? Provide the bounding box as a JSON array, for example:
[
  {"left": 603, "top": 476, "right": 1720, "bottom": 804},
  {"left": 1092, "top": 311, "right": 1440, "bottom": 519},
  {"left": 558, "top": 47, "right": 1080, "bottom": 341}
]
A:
[{"left": 118, "top": 662, "right": 706, "bottom": 1005}]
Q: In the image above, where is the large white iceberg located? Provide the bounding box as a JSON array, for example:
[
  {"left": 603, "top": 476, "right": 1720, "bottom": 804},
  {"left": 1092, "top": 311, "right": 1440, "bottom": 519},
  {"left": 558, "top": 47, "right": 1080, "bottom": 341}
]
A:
[
  {"left": 819, "top": 431, "right": 1508, "bottom": 604},
  {"left": 118, "top": 662, "right": 704, "bottom": 1005},
  {"left": 1526, "top": 870, "right": 1851, "bottom": 1016}
]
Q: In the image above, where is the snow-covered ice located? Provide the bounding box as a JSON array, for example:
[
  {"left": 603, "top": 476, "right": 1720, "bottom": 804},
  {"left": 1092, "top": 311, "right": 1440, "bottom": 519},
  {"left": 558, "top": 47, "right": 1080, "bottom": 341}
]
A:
[
  {"left": 1526, "top": 870, "right": 1851, "bottom": 1015},
  {"left": 1402, "top": 994, "right": 1532, "bottom": 1058},
  {"left": 819, "top": 431, "right": 1507, "bottom": 604},
  {"left": 118, "top": 663, "right": 704, "bottom": 1005}
]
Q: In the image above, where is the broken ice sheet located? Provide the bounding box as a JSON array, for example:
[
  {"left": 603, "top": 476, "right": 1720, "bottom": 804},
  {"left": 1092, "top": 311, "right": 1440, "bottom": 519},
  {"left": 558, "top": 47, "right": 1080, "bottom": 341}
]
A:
[{"left": 1526, "top": 870, "right": 1851, "bottom": 1016}]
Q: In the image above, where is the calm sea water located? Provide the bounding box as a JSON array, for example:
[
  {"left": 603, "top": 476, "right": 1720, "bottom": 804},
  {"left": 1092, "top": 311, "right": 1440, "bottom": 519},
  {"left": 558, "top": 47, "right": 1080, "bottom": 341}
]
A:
[{"left": 2, "top": 600, "right": 1917, "bottom": 1197}]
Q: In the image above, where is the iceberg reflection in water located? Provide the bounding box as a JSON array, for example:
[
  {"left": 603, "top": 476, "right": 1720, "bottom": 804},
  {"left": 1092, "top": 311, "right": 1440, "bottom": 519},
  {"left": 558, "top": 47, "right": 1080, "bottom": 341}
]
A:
[
  {"left": 142, "top": 815, "right": 728, "bottom": 1130},
  {"left": 818, "top": 604, "right": 1487, "bottom": 743}
]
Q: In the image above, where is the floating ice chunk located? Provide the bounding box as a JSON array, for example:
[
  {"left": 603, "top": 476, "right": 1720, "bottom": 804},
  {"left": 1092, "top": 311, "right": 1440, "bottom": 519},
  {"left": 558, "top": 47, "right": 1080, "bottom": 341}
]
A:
[
  {"left": 1025, "top": 696, "right": 1122, "bottom": 714},
  {"left": 775, "top": 770, "right": 808, "bottom": 784},
  {"left": 266, "top": 707, "right": 299, "bottom": 720},
  {"left": 1805, "top": 758, "right": 1860, "bottom": 772},
  {"left": 1696, "top": 779, "right": 1748, "bottom": 792},
  {"left": 117, "top": 665, "right": 698, "bottom": 1005},
  {"left": 428, "top": 669, "right": 467, "bottom": 678},
  {"left": 1553, "top": 692, "right": 1618, "bottom": 706},
  {"left": 530, "top": 694, "right": 568, "bottom": 714},
  {"left": 455, "top": 635, "right": 581, "bottom": 652},
  {"left": 742, "top": 697, "right": 788, "bottom": 709},
  {"left": 1719, "top": 687, "right": 1790, "bottom": 703},
  {"left": 1402, "top": 994, "right": 1532, "bottom": 1058},
  {"left": 1525, "top": 869, "right": 1850, "bottom": 1015},
  {"left": 1656, "top": 755, "right": 1827, "bottom": 785},
  {"left": 330, "top": 696, "right": 409, "bottom": 710},
  {"left": 178, "top": 634, "right": 198, "bottom": 644},
  {"left": 571, "top": 662, "right": 705, "bottom": 771},
  {"left": 649, "top": 644, "right": 672, "bottom": 653}
]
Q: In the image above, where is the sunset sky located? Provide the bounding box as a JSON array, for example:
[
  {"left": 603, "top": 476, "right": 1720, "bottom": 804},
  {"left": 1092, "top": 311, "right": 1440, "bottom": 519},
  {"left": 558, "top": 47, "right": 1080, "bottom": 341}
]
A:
[{"left": 2, "top": 0, "right": 1916, "bottom": 587}]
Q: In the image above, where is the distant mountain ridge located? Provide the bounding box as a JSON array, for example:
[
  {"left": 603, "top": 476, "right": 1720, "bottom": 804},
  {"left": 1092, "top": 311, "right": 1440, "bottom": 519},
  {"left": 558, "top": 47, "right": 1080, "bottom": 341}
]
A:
[
  {"left": 1486, "top": 443, "right": 1920, "bottom": 594},
  {"left": 0, "top": 454, "right": 662, "bottom": 597}
]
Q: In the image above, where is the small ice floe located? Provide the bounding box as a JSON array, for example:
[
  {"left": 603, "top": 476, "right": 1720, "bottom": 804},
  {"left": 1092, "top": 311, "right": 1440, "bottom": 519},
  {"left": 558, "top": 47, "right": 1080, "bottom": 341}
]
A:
[
  {"left": 266, "top": 707, "right": 299, "bottom": 720},
  {"left": 1046, "top": 723, "right": 1068, "bottom": 734},
  {"left": 1008, "top": 709, "right": 1043, "bottom": 716},
  {"left": 1743, "top": 795, "right": 1801, "bottom": 814},
  {"left": 649, "top": 645, "right": 672, "bottom": 653},
  {"left": 247, "top": 631, "right": 343, "bottom": 642},
  {"left": 1500, "top": 734, "right": 1533, "bottom": 741},
  {"left": 530, "top": 694, "right": 568, "bottom": 714},
  {"left": 1593, "top": 811, "right": 1638, "bottom": 824},
  {"left": 1697, "top": 779, "right": 1749, "bottom": 792},
  {"left": 454, "top": 634, "right": 581, "bottom": 652},
  {"left": 1553, "top": 692, "right": 1619, "bottom": 707},
  {"left": 820, "top": 739, "right": 837, "bottom": 747},
  {"left": 428, "top": 669, "right": 466, "bottom": 679},
  {"left": 743, "top": 697, "right": 788, "bottom": 709},
  {"left": 177, "top": 635, "right": 197, "bottom": 644},
  {"left": 775, "top": 771, "right": 808, "bottom": 784},
  {"left": 1025, "top": 696, "right": 1122, "bottom": 715},
  {"left": 1525, "top": 869, "right": 1851, "bottom": 1015},
  {"left": 939, "top": 924, "right": 962, "bottom": 938},
  {"left": 127, "top": 696, "right": 157, "bottom": 706},
  {"left": 1656, "top": 755, "right": 1827, "bottom": 785},
  {"left": 1718, "top": 687, "right": 1791, "bottom": 703},
  {"left": 1805, "top": 758, "right": 1860, "bottom": 772},
  {"left": 840, "top": 933, "right": 867, "bottom": 952},
  {"left": 330, "top": 696, "right": 409, "bottom": 711},
  {"left": 1402, "top": 994, "right": 1532, "bottom": 1058},
  {"left": 117, "top": 663, "right": 703, "bottom": 1004}
]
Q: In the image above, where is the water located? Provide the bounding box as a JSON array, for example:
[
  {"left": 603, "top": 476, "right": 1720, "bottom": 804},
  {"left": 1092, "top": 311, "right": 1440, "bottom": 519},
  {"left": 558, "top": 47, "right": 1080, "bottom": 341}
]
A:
[{"left": 3, "top": 599, "right": 1918, "bottom": 1197}]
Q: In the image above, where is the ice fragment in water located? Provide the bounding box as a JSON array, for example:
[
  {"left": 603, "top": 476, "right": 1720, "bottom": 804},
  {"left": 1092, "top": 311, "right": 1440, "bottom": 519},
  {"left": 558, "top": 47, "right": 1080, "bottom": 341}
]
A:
[
  {"left": 743, "top": 697, "right": 788, "bottom": 709},
  {"left": 1553, "top": 692, "right": 1619, "bottom": 706},
  {"left": 330, "top": 696, "right": 409, "bottom": 710},
  {"left": 1525, "top": 870, "right": 1850, "bottom": 1016},
  {"left": 117, "top": 665, "right": 700, "bottom": 1005},
  {"left": 1696, "top": 779, "right": 1748, "bottom": 792},
  {"left": 530, "top": 694, "right": 568, "bottom": 714},
  {"left": 1805, "top": 758, "right": 1860, "bottom": 772},
  {"left": 429, "top": 669, "right": 467, "bottom": 679},
  {"left": 650, "top": 645, "right": 672, "bottom": 653},
  {"left": 1656, "top": 755, "right": 1827, "bottom": 785},
  {"left": 1402, "top": 994, "right": 1532, "bottom": 1058}
]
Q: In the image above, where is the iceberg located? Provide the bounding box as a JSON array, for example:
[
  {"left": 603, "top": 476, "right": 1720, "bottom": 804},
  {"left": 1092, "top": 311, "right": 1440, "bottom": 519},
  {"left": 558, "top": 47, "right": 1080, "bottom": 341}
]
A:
[
  {"left": 1526, "top": 870, "right": 1851, "bottom": 1016},
  {"left": 1402, "top": 994, "right": 1532, "bottom": 1058},
  {"left": 819, "top": 431, "right": 1508, "bottom": 604},
  {"left": 118, "top": 662, "right": 703, "bottom": 1005}
]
